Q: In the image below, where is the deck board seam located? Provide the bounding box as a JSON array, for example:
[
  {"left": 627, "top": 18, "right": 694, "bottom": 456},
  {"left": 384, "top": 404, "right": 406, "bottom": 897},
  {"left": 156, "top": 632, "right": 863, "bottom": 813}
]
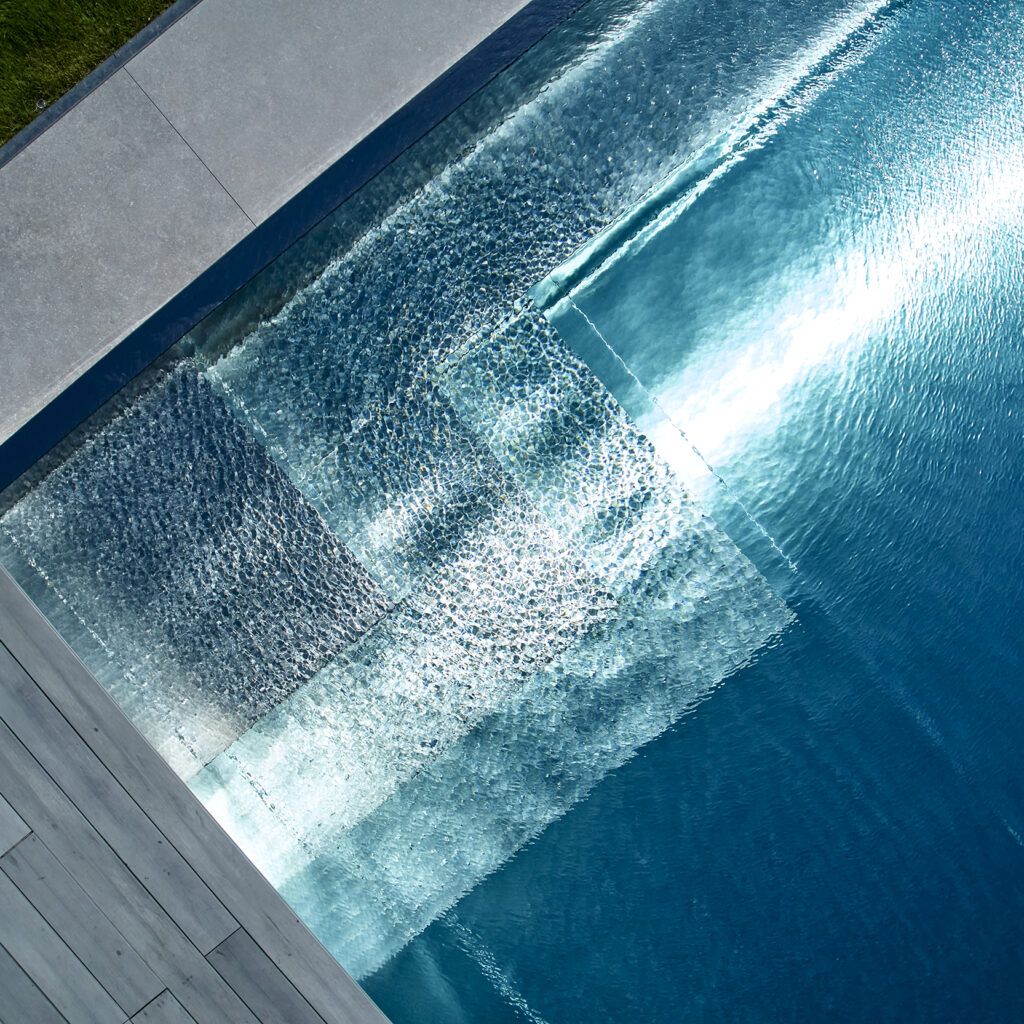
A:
[
  {"left": 0, "top": 874, "right": 126, "bottom": 1023},
  {"left": 0, "top": 709, "right": 241, "bottom": 988},
  {"left": 0, "top": 637, "right": 239, "bottom": 952}
]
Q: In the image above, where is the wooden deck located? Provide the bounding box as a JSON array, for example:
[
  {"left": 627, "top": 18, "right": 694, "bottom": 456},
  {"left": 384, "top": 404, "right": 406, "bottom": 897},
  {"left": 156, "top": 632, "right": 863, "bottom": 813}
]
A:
[{"left": 0, "top": 567, "right": 389, "bottom": 1024}]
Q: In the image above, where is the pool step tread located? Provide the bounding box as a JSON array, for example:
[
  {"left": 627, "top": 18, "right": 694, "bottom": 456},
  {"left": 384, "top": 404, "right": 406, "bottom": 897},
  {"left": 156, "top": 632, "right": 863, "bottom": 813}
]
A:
[
  {"left": 283, "top": 529, "right": 791, "bottom": 978},
  {"left": 192, "top": 480, "right": 613, "bottom": 879},
  {"left": 197, "top": 342, "right": 626, "bottom": 869},
  {"left": 188, "top": 311, "right": 792, "bottom": 979},
  {"left": 206, "top": 358, "right": 524, "bottom": 603},
  {"left": 269, "top": 315, "right": 793, "bottom": 975},
  {"left": 1, "top": 364, "right": 391, "bottom": 778},
  {"left": 440, "top": 309, "right": 693, "bottom": 583}
]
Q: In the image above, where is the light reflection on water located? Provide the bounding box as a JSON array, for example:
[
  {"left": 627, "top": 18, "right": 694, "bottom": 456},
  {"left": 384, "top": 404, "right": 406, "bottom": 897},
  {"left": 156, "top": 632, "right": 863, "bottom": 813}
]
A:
[{"left": 369, "top": 0, "right": 1024, "bottom": 1020}]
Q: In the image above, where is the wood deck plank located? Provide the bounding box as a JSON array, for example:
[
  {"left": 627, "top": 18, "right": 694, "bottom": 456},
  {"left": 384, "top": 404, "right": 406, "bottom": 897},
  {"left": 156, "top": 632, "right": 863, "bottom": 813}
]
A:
[
  {"left": 0, "top": 640, "right": 238, "bottom": 953},
  {"left": 0, "top": 568, "right": 389, "bottom": 1024},
  {"left": 0, "top": 870, "right": 125, "bottom": 1024},
  {"left": 0, "top": 941, "right": 69, "bottom": 1024},
  {"left": 207, "top": 928, "right": 327, "bottom": 1024},
  {"left": 2, "top": 834, "right": 165, "bottom": 1016},
  {"left": 0, "top": 717, "right": 261, "bottom": 1024}
]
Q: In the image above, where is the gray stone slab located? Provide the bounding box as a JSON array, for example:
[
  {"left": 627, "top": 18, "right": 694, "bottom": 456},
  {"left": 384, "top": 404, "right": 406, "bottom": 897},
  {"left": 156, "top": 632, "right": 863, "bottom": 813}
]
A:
[
  {"left": 0, "top": 941, "right": 68, "bottom": 1024},
  {"left": 0, "top": 569, "right": 390, "bottom": 1024},
  {"left": 131, "top": 991, "right": 196, "bottom": 1024},
  {"left": 0, "top": 792, "right": 29, "bottom": 855},
  {"left": 207, "top": 928, "right": 325, "bottom": 1024},
  {"left": 127, "top": 0, "right": 529, "bottom": 222},
  {"left": 0, "top": 717, "right": 260, "bottom": 1024},
  {"left": 0, "top": 642, "right": 238, "bottom": 954},
  {"left": 2, "top": 834, "right": 164, "bottom": 1016},
  {"left": 0, "top": 68, "right": 251, "bottom": 444},
  {"left": 0, "top": 870, "right": 125, "bottom": 1024}
]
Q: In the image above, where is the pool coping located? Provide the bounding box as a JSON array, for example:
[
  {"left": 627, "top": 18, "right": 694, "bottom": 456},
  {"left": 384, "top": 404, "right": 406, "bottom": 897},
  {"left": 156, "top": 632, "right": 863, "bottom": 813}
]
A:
[{"left": 0, "top": 0, "right": 587, "bottom": 495}]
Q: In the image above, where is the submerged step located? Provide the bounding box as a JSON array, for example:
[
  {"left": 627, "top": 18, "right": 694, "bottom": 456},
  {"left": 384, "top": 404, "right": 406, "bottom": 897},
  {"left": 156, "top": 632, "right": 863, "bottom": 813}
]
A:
[
  {"left": 204, "top": 300, "right": 541, "bottom": 604},
  {"left": 439, "top": 310, "right": 702, "bottom": 584},
  {"left": 0, "top": 364, "right": 390, "bottom": 777},
  {"left": 281, "top": 520, "right": 789, "bottom": 981},
  {"left": 195, "top": 484, "right": 612, "bottom": 874},
  {"left": 191, "top": 312, "right": 792, "bottom": 976}
]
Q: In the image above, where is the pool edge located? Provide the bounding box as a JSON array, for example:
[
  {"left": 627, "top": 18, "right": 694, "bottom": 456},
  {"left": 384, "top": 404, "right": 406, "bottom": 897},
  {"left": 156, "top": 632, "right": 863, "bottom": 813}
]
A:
[{"left": 0, "top": 0, "right": 587, "bottom": 497}]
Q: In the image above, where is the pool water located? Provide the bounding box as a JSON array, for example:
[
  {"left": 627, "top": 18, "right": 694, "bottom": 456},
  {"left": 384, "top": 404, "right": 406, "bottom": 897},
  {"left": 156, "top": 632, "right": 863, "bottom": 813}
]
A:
[{"left": 4, "top": 0, "right": 1024, "bottom": 1020}]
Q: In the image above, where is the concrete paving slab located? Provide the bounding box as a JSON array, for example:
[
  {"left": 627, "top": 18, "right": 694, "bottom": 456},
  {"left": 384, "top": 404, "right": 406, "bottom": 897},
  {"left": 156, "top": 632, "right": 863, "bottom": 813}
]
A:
[
  {"left": 0, "top": 69, "right": 251, "bottom": 444},
  {"left": 127, "top": 0, "right": 529, "bottom": 223}
]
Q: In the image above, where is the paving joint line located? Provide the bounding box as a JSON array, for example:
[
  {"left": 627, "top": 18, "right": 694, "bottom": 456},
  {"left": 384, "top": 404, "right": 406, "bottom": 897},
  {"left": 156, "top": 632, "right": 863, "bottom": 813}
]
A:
[{"left": 122, "top": 67, "right": 258, "bottom": 229}]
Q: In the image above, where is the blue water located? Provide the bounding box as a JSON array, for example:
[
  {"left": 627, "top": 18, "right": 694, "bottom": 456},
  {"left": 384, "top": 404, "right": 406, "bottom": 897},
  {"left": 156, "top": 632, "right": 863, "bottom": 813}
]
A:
[
  {"left": 3, "top": 0, "right": 1023, "bottom": 1020},
  {"left": 364, "top": 1, "right": 1024, "bottom": 1020}
]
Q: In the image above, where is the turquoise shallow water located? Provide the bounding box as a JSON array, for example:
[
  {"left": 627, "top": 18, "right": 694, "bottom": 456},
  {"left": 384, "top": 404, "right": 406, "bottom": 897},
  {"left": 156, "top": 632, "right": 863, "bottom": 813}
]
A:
[{"left": 3, "top": 0, "right": 1024, "bottom": 1020}]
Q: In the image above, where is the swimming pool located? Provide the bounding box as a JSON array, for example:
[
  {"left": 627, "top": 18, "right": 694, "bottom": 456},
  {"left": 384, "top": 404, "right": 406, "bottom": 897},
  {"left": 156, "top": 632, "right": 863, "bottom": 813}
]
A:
[{"left": 3, "top": 0, "right": 1023, "bottom": 1019}]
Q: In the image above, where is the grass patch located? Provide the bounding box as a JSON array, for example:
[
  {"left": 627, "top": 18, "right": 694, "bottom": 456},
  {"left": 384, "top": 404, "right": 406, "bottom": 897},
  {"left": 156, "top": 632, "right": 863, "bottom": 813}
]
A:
[{"left": 0, "top": 0, "right": 176, "bottom": 145}]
